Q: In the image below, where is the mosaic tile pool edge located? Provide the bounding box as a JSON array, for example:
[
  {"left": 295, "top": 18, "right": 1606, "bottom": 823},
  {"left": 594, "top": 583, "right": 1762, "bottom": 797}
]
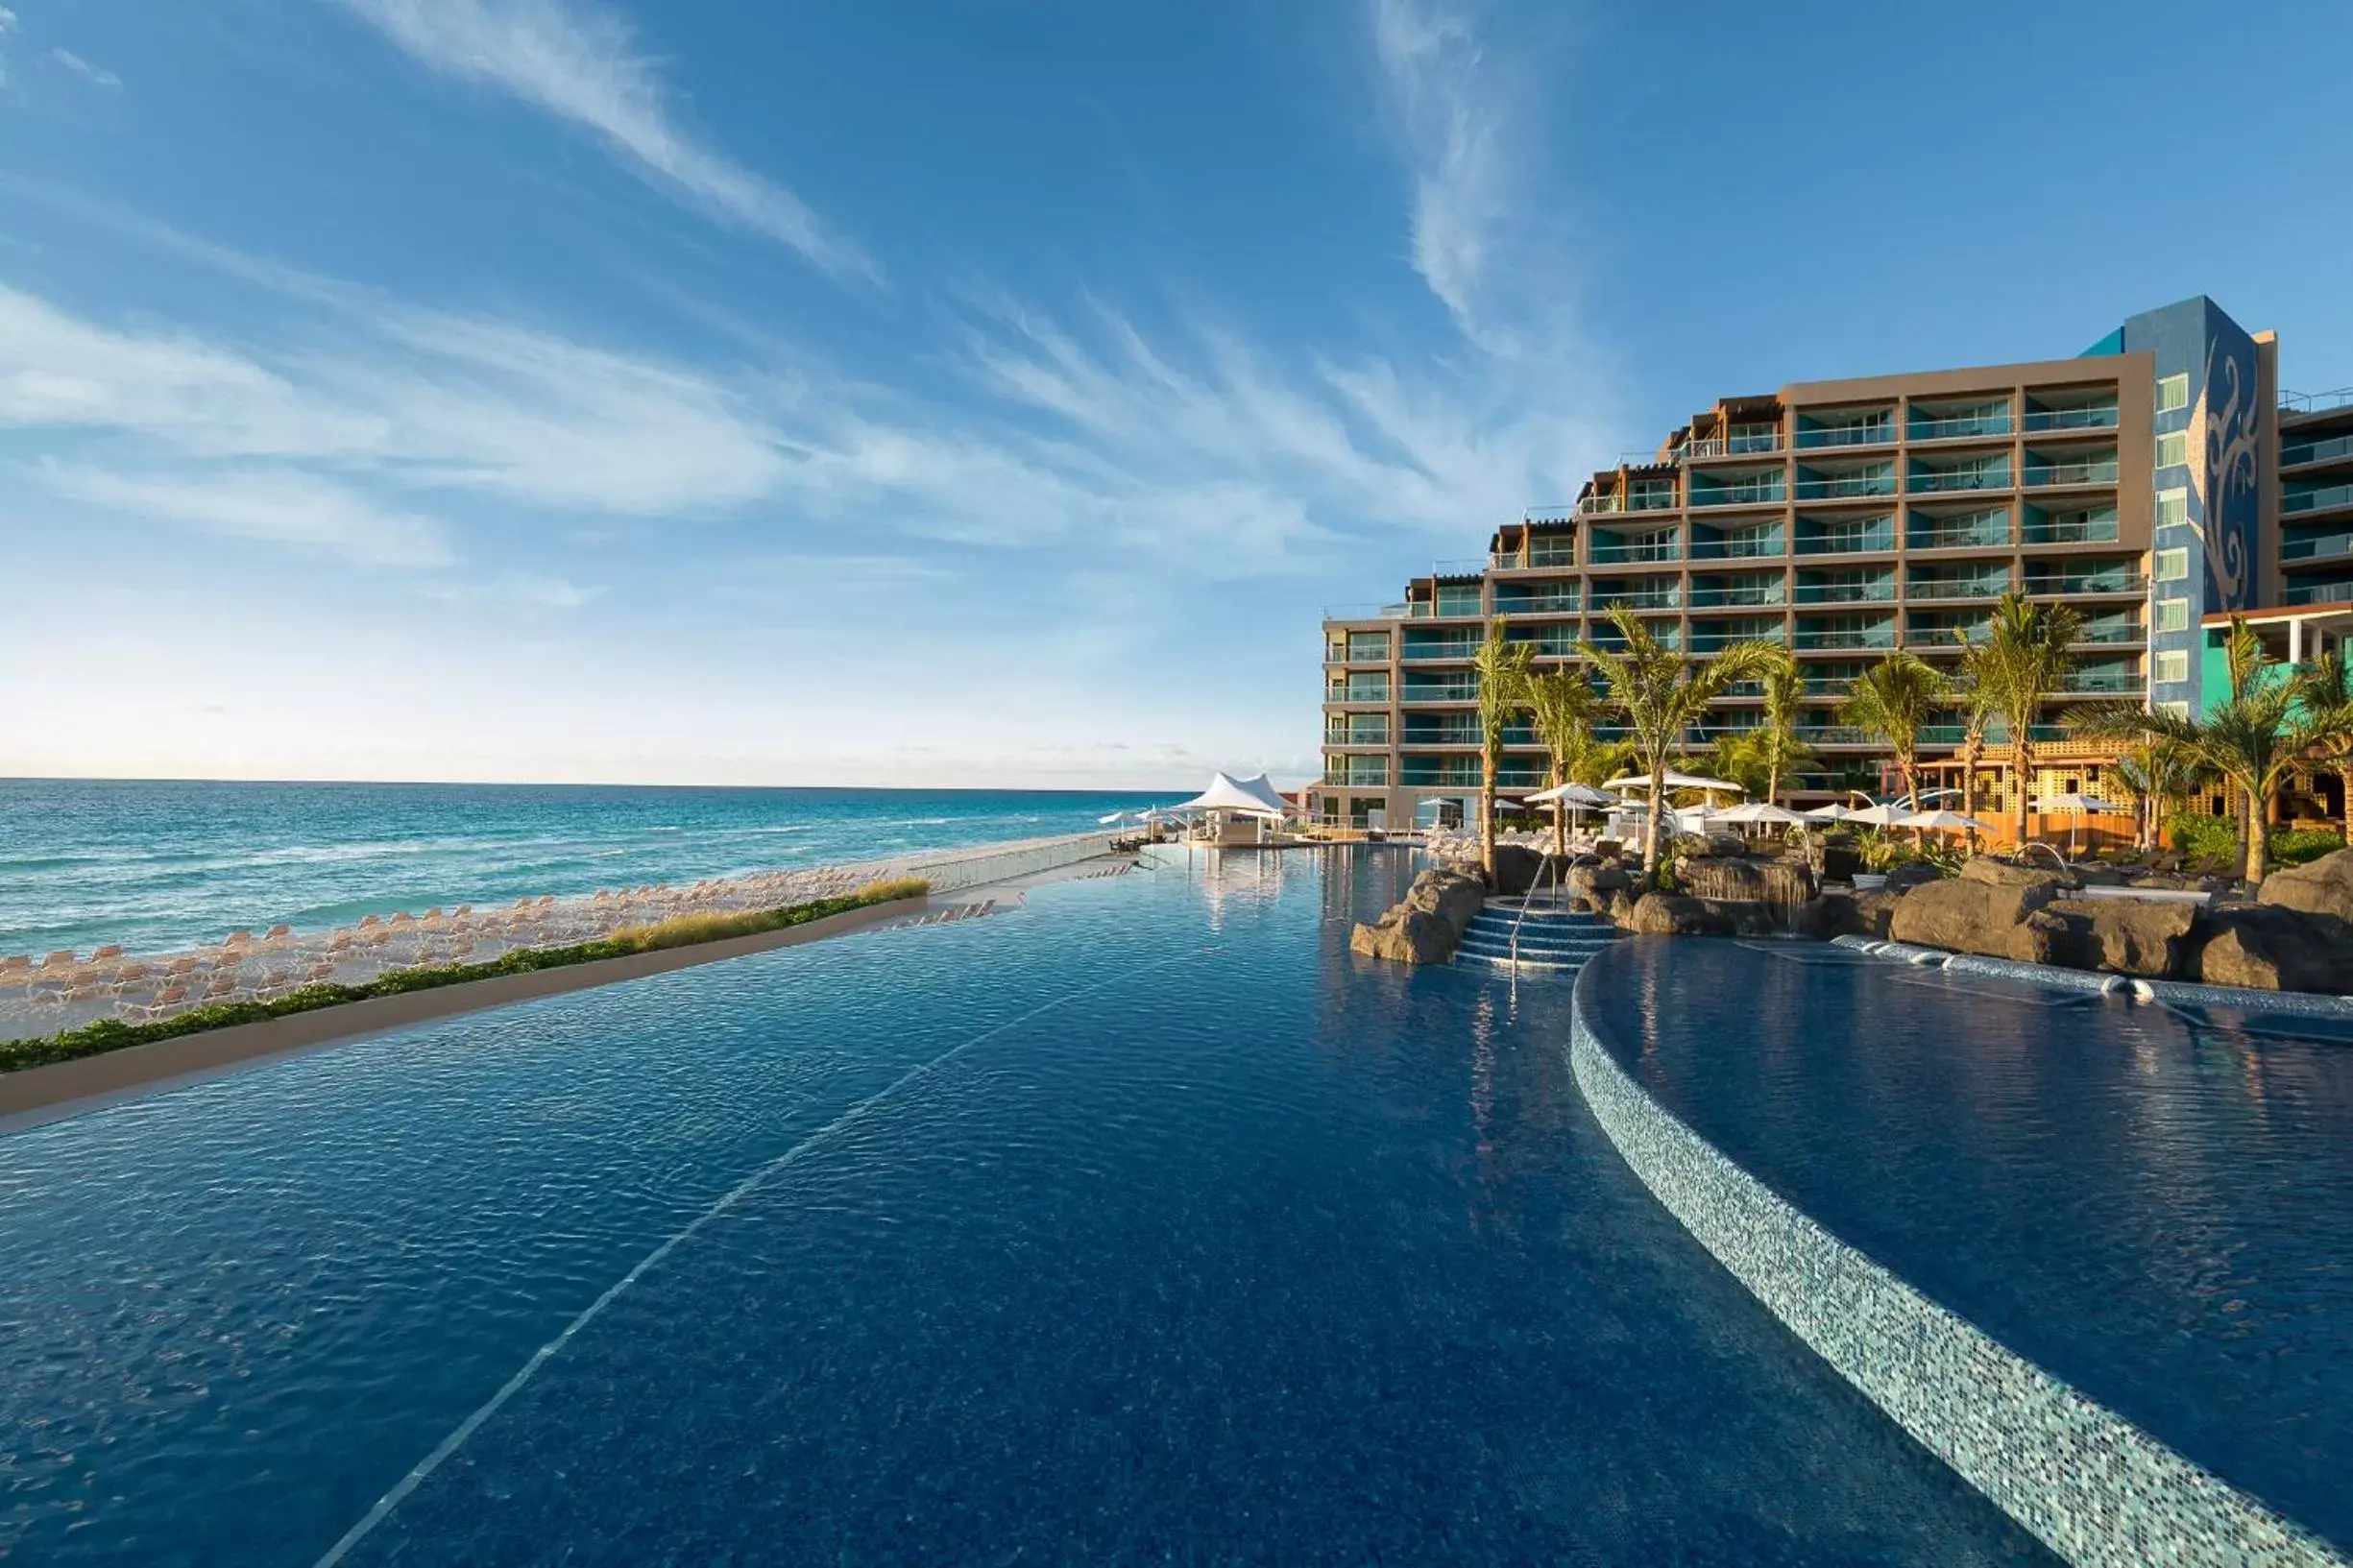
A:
[
  {"left": 1567, "top": 947, "right": 2345, "bottom": 1568},
  {"left": 1829, "top": 934, "right": 2353, "bottom": 1018}
]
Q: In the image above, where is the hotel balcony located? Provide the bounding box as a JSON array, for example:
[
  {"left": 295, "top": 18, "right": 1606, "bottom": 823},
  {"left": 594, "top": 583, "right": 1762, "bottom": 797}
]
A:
[
  {"left": 1322, "top": 760, "right": 1392, "bottom": 787},
  {"left": 1906, "top": 505, "right": 2012, "bottom": 551},
  {"left": 1591, "top": 578, "right": 1682, "bottom": 613},
  {"left": 1794, "top": 513, "right": 1896, "bottom": 556},
  {"left": 2281, "top": 433, "right": 2353, "bottom": 471},
  {"left": 1688, "top": 521, "right": 1784, "bottom": 559},
  {"left": 2284, "top": 482, "right": 2353, "bottom": 519},
  {"left": 1794, "top": 570, "right": 1895, "bottom": 605},
  {"left": 1794, "top": 724, "right": 1877, "bottom": 746},
  {"left": 1492, "top": 583, "right": 1582, "bottom": 614},
  {"left": 1792, "top": 615, "right": 1897, "bottom": 652},
  {"left": 1327, "top": 677, "right": 1391, "bottom": 703},
  {"left": 2022, "top": 396, "right": 2120, "bottom": 434},
  {"left": 1687, "top": 471, "right": 1785, "bottom": 509},
  {"left": 1905, "top": 401, "right": 2012, "bottom": 444},
  {"left": 2078, "top": 614, "right": 2144, "bottom": 645},
  {"left": 1906, "top": 569, "right": 2013, "bottom": 601},
  {"left": 1689, "top": 618, "right": 1785, "bottom": 653},
  {"left": 2022, "top": 451, "right": 2121, "bottom": 489},
  {"left": 1399, "top": 675, "right": 1478, "bottom": 704},
  {"left": 2023, "top": 567, "right": 2146, "bottom": 597},
  {"left": 2281, "top": 530, "right": 2353, "bottom": 565},
  {"left": 1324, "top": 717, "right": 1391, "bottom": 745},
  {"left": 2056, "top": 666, "right": 2144, "bottom": 696},
  {"left": 1400, "top": 633, "right": 1481, "bottom": 662},
  {"left": 2022, "top": 503, "right": 2120, "bottom": 545},
  {"left": 1686, "top": 574, "right": 1785, "bottom": 609},
  {"left": 1401, "top": 717, "right": 1532, "bottom": 747},
  {"left": 1908, "top": 454, "right": 2012, "bottom": 495},
  {"left": 1326, "top": 634, "right": 1392, "bottom": 664},
  {"left": 1906, "top": 610, "right": 1993, "bottom": 646},
  {"left": 1400, "top": 759, "right": 1542, "bottom": 789},
  {"left": 2283, "top": 579, "right": 2353, "bottom": 608},
  {"left": 1681, "top": 427, "right": 1782, "bottom": 459},
  {"left": 1800, "top": 662, "right": 1868, "bottom": 696},
  {"left": 1588, "top": 526, "right": 1682, "bottom": 565},
  {"left": 1504, "top": 629, "right": 1582, "bottom": 659},
  {"left": 1792, "top": 464, "right": 1897, "bottom": 502},
  {"left": 1792, "top": 410, "right": 1895, "bottom": 450},
  {"left": 1589, "top": 620, "right": 1681, "bottom": 652}
]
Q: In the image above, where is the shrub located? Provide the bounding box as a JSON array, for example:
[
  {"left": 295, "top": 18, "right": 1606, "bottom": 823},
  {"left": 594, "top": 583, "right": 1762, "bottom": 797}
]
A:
[
  {"left": 2166, "top": 811, "right": 2241, "bottom": 872},
  {"left": 2268, "top": 828, "right": 2346, "bottom": 868}
]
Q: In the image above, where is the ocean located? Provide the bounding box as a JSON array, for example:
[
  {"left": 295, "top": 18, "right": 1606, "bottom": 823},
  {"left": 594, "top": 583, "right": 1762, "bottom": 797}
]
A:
[{"left": 0, "top": 780, "right": 1172, "bottom": 959}]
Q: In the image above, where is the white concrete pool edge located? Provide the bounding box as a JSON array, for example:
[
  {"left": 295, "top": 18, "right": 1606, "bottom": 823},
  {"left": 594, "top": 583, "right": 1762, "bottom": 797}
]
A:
[
  {"left": 1566, "top": 942, "right": 2346, "bottom": 1568},
  {"left": 1827, "top": 934, "right": 2353, "bottom": 1018}
]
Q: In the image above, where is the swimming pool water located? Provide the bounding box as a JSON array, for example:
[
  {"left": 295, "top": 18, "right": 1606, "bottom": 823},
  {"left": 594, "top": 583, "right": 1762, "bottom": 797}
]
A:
[
  {"left": 1582, "top": 938, "right": 2353, "bottom": 1552},
  {"left": 0, "top": 850, "right": 2048, "bottom": 1565}
]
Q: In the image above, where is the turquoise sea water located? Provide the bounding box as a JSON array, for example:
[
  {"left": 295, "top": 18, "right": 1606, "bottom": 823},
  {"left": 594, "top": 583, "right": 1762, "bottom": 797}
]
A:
[{"left": 0, "top": 779, "right": 1167, "bottom": 958}]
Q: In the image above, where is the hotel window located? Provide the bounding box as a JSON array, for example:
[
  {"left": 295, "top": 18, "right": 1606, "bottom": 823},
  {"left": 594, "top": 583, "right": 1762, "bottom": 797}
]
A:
[
  {"left": 2155, "top": 650, "right": 2190, "bottom": 684},
  {"left": 2155, "top": 547, "right": 2190, "bottom": 582},
  {"left": 2155, "top": 597, "right": 2190, "bottom": 633},
  {"left": 2155, "top": 374, "right": 2190, "bottom": 415},
  {"left": 2154, "top": 431, "right": 2189, "bottom": 470},
  {"left": 2158, "top": 700, "right": 2191, "bottom": 721},
  {"left": 2156, "top": 488, "right": 2190, "bottom": 528}
]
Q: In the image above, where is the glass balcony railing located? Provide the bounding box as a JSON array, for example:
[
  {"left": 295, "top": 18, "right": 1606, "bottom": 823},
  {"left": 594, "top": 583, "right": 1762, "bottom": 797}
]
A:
[
  {"left": 1685, "top": 585, "right": 1784, "bottom": 608},
  {"left": 1400, "top": 641, "right": 1480, "bottom": 661},
  {"left": 1325, "top": 725, "right": 1390, "bottom": 744},
  {"left": 1909, "top": 467, "right": 2011, "bottom": 494},
  {"left": 1400, "top": 682, "right": 1477, "bottom": 703},
  {"left": 1398, "top": 763, "right": 1476, "bottom": 788},
  {"left": 1588, "top": 626, "right": 1682, "bottom": 652},
  {"left": 2023, "top": 517, "right": 2120, "bottom": 545},
  {"left": 1592, "top": 590, "right": 1682, "bottom": 612},
  {"left": 1906, "top": 577, "right": 2012, "bottom": 601},
  {"left": 1794, "top": 725, "right": 1875, "bottom": 744},
  {"left": 2283, "top": 580, "right": 2353, "bottom": 607},
  {"left": 1494, "top": 591, "right": 1583, "bottom": 613},
  {"left": 1689, "top": 482, "right": 1786, "bottom": 509},
  {"left": 1574, "top": 495, "right": 1626, "bottom": 517},
  {"left": 2058, "top": 670, "right": 2144, "bottom": 694},
  {"left": 2023, "top": 404, "right": 2120, "bottom": 432},
  {"left": 1683, "top": 431, "right": 1783, "bottom": 458},
  {"left": 2026, "top": 573, "right": 2147, "bottom": 596},
  {"left": 2024, "top": 459, "right": 2121, "bottom": 488},
  {"left": 1794, "top": 472, "right": 1897, "bottom": 500},
  {"left": 1794, "top": 423, "right": 1895, "bottom": 449},
  {"left": 1505, "top": 636, "right": 1581, "bottom": 659},
  {"left": 1793, "top": 581, "right": 1896, "bottom": 604},
  {"left": 1908, "top": 413, "right": 2012, "bottom": 442},
  {"left": 1689, "top": 626, "right": 1786, "bottom": 652},
  {"left": 1526, "top": 543, "right": 1578, "bottom": 567},
  {"left": 1323, "top": 763, "right": 1391, "bottom": 786},
  {"left": 2282, "top": 532, "right": 2353, "bottom": 563},
  {"left": 1795, "top": 529, "right": 1896, "bottom": 556},
  {"left": 1792, "top": 626, "right": 1897, "bottom": 651},
  {"left": 1589, "top": 540, "right": 1682, "bottom": 564},
  {"left": 1907, "top": 521, "right": 2012, "bottom": 550},
  {"left": 2283, "top": 434, "right": 2353, "bottom": 469},
  {"left": 1689, "top": 534, "right": 1783, "bottom": 559},
  {"left": 2284, "top": 484, "right": 2353, "bottom": 516},
  {"left": 2078, "top": 619, "right": 2143, "bottom": 644}
]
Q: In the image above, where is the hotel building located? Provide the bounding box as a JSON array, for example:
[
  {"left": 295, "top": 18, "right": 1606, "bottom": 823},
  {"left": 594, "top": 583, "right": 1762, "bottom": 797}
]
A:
[{"left": 1313, "top": 296, "right": 2348, "bottom": 834}]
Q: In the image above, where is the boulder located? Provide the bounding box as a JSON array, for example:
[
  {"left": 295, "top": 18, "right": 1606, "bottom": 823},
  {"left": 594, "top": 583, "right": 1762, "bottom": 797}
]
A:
[
  {"left": 1957, "top": 856, "right": 2075, "bottom": 892},
  {"left": 2188, "top": 904, "right": 2353, "bottom": 994},
  {"left": 2255, "top": 847, "right": 2353, "bottom": 924},
  {"left": 2073, "top": 863, "right": 2127, "bottom": 887},
  {"left": 2046, "top": 897, "right": 2198, "bottom": 977},
  {"left": 1700, "top": 899, "right": 1776, "bottom": 936},
  {"left": 1696, "top": 834, "right": 1751, "bottom": 859},
  {"left": 1487, "top": 844, "right": 1544, "bottom": 896},
  {"left": 1623, "top": 892, "right": 1732, "bottom": 937},
  {"left": 1813, "top": 835, "right": 1862, "bottom": 884},
  {"left": 1349, "top": 867, "right": 1488, "bottom": 965},
  {"left": 1853, "top": 889, "right": 1901, "bottom": 939},
  {"left": 1888, "top": 875, "right": 2063, "bottom": 961},
  {"left": 1678, "top": 857, "right": 1767, "bottom": 904},
  {"left": 1881, "top": 862, "right": 1945, "bottom": 897},
  {"left": 1565, "top": 861, "right": 1633, "bottom": 907}
]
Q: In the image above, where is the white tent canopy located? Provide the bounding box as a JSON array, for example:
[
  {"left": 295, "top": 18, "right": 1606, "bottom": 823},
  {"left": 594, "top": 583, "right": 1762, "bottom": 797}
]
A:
[
  {"left": 1174, "top": 772, "right": 1293, "bottom": 819},
  {"left": 1602, "top": 770, "right": 1746, "bottom": 796}
]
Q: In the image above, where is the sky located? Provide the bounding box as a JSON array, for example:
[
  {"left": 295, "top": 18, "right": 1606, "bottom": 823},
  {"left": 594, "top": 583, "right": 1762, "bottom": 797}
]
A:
[{"left": 2, "top": 1, "right": 2349, "bottom": 790}]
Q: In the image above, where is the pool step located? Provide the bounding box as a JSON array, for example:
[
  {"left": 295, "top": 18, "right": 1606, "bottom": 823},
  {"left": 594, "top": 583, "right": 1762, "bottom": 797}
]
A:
[{"left": 1454, "top": 908, "right": 1617, "bottom": 974}]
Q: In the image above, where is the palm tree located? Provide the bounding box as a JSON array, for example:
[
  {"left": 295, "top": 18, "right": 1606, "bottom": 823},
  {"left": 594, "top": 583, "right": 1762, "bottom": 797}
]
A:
[
  {"left": 2108, "top": 735, "right": 2209, "bottom": 852},
  {"left": 1838, "top": 648, "right": 1948, "bottom": 810},
  {"left": 1947, "top": 633, "right": 2001, "bottom": 849},
  {"left": 2075, "top": 616, "right": 2303, "bottom": 883},
  {"left": 1976, "top": 592, "right": 2082, "bottom": 848},
  {"left": 1580, "top": 605, "right": 1781, "bottom": 875},
  {"left": 1522, "top": 663, "right": 1604, "bottom": 857},
  {"left": 1754, "top": 651, "right": 1814, "bottom": 807},
  {"left": 2290, "top": 649, "right": 2353, "bottom": 844},
  {"left": 1469, "top": 619, "right": 1535, "bottom": 877}
]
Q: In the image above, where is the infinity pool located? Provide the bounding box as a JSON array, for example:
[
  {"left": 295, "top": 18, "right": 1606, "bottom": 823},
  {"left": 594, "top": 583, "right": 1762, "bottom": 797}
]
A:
[
  {"left": 1583, "top": 938, "right": 2353, "bottom": 1552},
  {"left": 0, "top": 848, "right": 2049, "bottom": 1564}
]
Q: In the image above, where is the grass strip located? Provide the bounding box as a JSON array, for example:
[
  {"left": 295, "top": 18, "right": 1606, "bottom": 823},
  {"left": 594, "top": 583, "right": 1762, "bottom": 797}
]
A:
[{"left": 0, "top": 878, "right": 929, "bottom": 1075}]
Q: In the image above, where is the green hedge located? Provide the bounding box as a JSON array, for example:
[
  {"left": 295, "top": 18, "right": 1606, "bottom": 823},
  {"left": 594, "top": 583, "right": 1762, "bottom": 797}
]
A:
[
  {"left": 2164, "top": 812, "right": 2346, "bottom": 873},
  {"left": 1, "top": 884, "right": 923, "bottom": 1075}
]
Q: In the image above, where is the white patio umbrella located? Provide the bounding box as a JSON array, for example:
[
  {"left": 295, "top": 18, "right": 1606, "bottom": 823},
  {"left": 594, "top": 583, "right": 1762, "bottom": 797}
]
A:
[
  {"left": 2044, "top": 794, "right": 2124, "bottom": 854},
  {"left": 1845, "top": 802, "right": 1919, "bottom": 828},
  {"left": 1802, "top": 802, "right": 1856, "bottom": 822},
  {"left": 1603, "top": 770, "right": 1746, "bottom": 796},
  {"left": 1524, "top": 781, "right": 1614, "bottom": 808},
  {"left": 1904, "top": 809, "right": 2000, "bottom": 834},
  {"left": 1718, "top": 801, "right": 1807, "bottom": 826}
]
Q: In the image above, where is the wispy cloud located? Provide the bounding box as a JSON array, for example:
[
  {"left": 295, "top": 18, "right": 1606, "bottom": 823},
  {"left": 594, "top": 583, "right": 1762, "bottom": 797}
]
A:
[
  {"left": 0, "top": 8, "right": 17, "bottom": 36},
  {"left": 48, "top": 48, "right": 121, "bottom": 90},
  {"left": 335, "top": 0, "right": 870, "bottom": 280},
  {"left": 40, "top": 462, "right": 456, "bottom": 567}
]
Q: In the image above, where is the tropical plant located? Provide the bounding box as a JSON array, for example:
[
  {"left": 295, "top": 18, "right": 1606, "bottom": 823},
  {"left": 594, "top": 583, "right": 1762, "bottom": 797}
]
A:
[
  {"left": 1580, "top": 605, "right": 1781, "bottom": 874},
  {"left": 2289, "top": 649, "right": 2353, "bottom": 844},
  {"left": 1705, "top": 732, "right": 1773, "bottom": 803},
  {"left": 1838, "top": 648, "right": 1948, "bottom": 811},
  {"left": 2108, "top": 735, "right": 2210, "bottom": 852},
  {"left": 1522, "top": 663, "right": 1605, "bottom": 857},
  {"left": 1976, "top": 592, "right": 2083, "bottom": 847},
  {"left": 1946, "top": 633, "right": 2001, "bottom": 849},
  {"left": 1754, "top": 650, "right": 1813, "bottom": 807},
  {"left": 1569, "top": 737, "right": 1636, "bottom": 790},
  {"left": 1469, "top": 619, "right": 1536, "bottom": 876},
  {"left": 2075, "top": 616, "right": 2302, "bottom": 883}
]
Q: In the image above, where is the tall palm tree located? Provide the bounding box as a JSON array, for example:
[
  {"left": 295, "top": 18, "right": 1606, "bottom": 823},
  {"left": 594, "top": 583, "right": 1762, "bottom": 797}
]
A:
[
  {"left": 1755, "top": 651, "right": 1814, "bottom": 807},
  {"left": 1947, "top": 633, "right": 2001, "bottom": 850},
  {"left": 1469, "top": 619, "right": 1535, "bottom": 877},
  {"left": 2075, "top": 616, "right": 2303, "bottom": 883},
  {"left": 1838, "top": 648, "right": 1948, "bottom": 810},
  {"left": 1977, "top": 592, "right": 2082, "bottom": 848},
  {"left": 1580, "top": 605, "right": 1780, "bottom": 875},
  {"left": 2108, "top": 734, "right": 2209, "bottom": 852},
  {"left": 1522, "top": 663, "right": 1604, "bottom": 857},
  {"left": 2290, "top": 649, "right": 2353, "bottom": 843}
]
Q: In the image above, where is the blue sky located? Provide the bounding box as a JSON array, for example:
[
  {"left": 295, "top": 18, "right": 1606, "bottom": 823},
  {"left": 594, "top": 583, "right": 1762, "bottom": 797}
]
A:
[{"left": 3, "top": 1, "right": 2349, "bottom": 788}]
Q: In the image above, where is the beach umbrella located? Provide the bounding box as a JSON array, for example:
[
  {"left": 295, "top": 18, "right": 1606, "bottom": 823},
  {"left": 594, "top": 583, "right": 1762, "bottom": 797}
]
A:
[
  {"left": 1523, "top": 781, "right": 1613, "bottom": 808},
  {"left": 1802, "top": 802, "right": 1854, "bottom": 821},
  {"left": 1844, "top": 802, "right": 1919, "bottom": 828},
  {"left": 1718, "top": 801, "right": 1807, "bottom": 827},
  {"left": 2043, "top": 793, "right": 2123, "bottom": 854},
  {"left": 1602, "top": 769, "right": 1745, "bottom": 797},
  {"left": 1904, "top": 809, "right": 2000, "bottom": 834}
]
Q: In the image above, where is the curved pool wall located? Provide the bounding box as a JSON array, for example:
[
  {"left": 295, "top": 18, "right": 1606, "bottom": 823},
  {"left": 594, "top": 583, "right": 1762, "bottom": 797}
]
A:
[
  {"left": 0, "top": 847, "right": 2051, "bottom": 1566},
  {"left": 1570, "top": 937, "right": 2353, "bottom": 1565}
]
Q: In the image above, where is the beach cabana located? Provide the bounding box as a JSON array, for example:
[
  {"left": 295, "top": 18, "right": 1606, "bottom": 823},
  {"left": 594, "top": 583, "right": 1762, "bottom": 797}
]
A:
[{"left": 1174, "top": 772, "right": 1295, "bottom": 846}]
